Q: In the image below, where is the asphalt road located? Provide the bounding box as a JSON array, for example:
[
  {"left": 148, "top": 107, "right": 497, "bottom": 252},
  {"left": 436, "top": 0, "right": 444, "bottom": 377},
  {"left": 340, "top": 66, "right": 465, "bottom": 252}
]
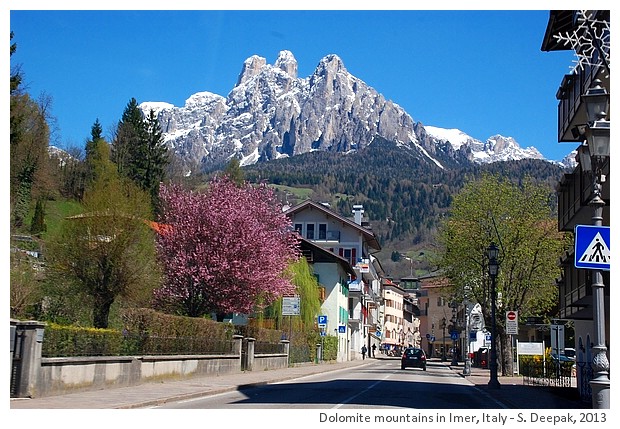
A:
[{"left": 151, "top": 357, "right": 493, "bottom": 409}]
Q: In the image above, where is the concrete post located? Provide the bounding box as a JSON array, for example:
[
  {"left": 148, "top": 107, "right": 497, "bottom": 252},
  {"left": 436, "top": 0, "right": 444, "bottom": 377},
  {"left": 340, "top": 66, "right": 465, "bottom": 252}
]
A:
[
  {"left": 316, "top": 343, "right": 322, "bottom": 363},
  {"left": 280, "top": 339, "right": 290, "bottom": 365},
  {"left": 245, "top": 337, "right": 256, "bottom": 371},
  {"left": 232, "top": 335, "right": 243, "bottom": 355},
  {"left": 10, "top": 320, "right": 17, "bottom": 367},
  {"left": 13, "top": 320, "right": 46, "bottom": 398}
]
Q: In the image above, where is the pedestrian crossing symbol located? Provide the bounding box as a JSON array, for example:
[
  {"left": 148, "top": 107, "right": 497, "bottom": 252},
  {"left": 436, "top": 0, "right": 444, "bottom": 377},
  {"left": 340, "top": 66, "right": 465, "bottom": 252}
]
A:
[{"left": 575, "top": 225, "right": 610, "bottom": 270}]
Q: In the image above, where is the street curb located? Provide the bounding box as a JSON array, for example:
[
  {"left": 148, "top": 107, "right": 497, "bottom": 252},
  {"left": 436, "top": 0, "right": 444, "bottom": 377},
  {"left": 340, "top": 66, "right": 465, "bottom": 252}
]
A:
[
  {"left": 448, "top": 364, "right": 513, "bottom": 409},
  {"left": 119, "top": 360, "right": 373, "bottom": 409}
]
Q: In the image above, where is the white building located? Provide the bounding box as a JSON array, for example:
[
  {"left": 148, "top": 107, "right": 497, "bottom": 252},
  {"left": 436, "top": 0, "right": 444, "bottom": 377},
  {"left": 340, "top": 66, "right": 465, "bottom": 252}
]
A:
[{"left": 286, "top": 201, "right": 382, "bottom": 361}]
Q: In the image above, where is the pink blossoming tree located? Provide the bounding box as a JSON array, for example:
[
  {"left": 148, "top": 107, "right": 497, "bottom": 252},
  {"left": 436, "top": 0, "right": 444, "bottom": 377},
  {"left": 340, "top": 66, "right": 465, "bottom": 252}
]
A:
[{"left": 154, "top": 177, "right": 300, "bottom": 317}]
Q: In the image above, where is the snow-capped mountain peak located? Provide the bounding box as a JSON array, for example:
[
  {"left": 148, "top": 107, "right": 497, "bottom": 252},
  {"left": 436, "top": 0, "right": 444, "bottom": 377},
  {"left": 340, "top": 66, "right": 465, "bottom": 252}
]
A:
[
  {"left": 424, "top": 126, "right": 545, "bottom": 164},
  {"left": 423, "top": 126, "right": 472, "bottom": 151},
  {"left": 138, "top": 50, "right": 562, "bottom": 175}
]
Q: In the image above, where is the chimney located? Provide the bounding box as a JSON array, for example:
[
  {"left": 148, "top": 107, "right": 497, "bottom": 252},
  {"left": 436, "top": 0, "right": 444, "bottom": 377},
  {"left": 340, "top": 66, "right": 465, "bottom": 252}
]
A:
[{"left": 352, "top": 205, "right": 364, "bottom": 225}]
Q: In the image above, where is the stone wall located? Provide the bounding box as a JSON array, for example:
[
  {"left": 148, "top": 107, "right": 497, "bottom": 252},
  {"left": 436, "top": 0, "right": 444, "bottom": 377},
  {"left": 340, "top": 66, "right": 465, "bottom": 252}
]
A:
[{"left": 11, "top": 321, "right": 291, "bottom": 399}]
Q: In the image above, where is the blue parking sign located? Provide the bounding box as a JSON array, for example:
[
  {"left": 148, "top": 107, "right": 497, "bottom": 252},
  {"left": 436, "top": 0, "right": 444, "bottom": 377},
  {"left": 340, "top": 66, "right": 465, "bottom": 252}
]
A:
[
  {"left": 318, "top": 315, "right": 327, "bottom": 325},
  {"left": 575, "top": 225, "right": 610, "bottom": 270}
]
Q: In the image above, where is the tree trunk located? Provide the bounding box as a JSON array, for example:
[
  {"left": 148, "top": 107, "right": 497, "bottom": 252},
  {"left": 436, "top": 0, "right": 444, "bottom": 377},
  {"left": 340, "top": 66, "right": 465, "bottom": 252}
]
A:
[
  {"left": 499, "top": 332, "right": 514, "bottom": 376},
  {"left": 93, "top": 292, "right": 115, "bottom": 329}
]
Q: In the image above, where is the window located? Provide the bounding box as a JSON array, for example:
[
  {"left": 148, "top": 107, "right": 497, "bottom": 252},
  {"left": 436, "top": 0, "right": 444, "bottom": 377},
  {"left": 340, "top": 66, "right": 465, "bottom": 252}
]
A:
[
  {"left": 294, "top": 223, "right": 303, "bottom": 235},
  {"left": 339, "top": 247, "right": 357, "bottom": 266},
  {"left": 306, "top": 223, "right": 315, "bottom": 239},
  {"left": 318, "top": 223, "right": 327, "bottom": 240}
]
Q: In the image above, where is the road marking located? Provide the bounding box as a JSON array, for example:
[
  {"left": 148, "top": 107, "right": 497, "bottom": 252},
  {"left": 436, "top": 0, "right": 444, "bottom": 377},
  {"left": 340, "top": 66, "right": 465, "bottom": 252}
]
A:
[{"left": 331, "top": 374, "right": 392, "bottom": 409}]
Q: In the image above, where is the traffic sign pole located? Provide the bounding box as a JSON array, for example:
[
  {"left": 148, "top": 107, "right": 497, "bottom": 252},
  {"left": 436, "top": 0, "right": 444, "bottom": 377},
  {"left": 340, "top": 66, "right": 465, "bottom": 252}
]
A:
[{"left": 506, "top": 311, "right": 518, "bottom": 335}]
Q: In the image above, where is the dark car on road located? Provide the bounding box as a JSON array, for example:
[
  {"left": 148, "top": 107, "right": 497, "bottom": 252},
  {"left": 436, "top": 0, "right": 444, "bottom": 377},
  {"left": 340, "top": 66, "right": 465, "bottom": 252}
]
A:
[{"left": 401, "top": 347, "right": 427, "bottom": 371}]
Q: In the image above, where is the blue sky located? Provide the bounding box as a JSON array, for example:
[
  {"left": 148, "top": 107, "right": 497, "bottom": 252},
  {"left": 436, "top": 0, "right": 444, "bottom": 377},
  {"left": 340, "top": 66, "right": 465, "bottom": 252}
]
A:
[{"left": 9, "top": 7, "right": 581, "bottom": 161}]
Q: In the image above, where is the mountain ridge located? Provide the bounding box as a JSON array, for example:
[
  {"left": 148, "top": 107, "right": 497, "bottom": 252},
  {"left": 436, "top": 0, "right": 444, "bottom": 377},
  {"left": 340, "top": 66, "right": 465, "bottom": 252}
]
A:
[{"left": 139, "top": 50, "right": 577, "bottom": 175}]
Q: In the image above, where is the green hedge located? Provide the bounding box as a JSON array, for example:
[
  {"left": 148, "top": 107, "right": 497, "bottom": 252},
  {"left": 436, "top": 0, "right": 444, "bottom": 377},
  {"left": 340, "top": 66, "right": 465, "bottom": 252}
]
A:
[
  {"left": 41, "top": 309, "right": 288, "bottom": 357},
  {"left": 120, "top": 308, "right": 236, "bottom": 342},
  {"left": 42, "top": 323, "right": 124, "bottom": 357},
  {"left": 40, "top": 309, "right": 331, "bottom": 359}
]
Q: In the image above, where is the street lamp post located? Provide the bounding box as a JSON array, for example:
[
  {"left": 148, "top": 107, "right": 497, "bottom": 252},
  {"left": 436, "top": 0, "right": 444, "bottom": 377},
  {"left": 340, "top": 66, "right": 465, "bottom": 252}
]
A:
[
  {"left": 450, "top": 304, "right": 458, "bottom": 366},
  {"left": 487, "top": 242, "right": 501, "bottom": 389},
  {"left": 441, "top": 317, "right": 447, "bottom": 361},
  {"left": 581, "top": 79, "right": 610, "bottom": 409},
  {"left": 463, "top": 285, "right": 472, "bottom": 376}
]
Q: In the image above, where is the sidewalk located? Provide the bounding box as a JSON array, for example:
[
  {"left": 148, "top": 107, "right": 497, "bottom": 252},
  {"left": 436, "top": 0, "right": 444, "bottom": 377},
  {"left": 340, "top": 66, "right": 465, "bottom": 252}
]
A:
[
  {"left": 9, "top": 359, "right": 368, "bottom": 409},
  {"left": 9, "top": 356, "right": 590, "bottom": 409},
  {"left": 444, "top": 359, "right": 589, "bottom": 409}
]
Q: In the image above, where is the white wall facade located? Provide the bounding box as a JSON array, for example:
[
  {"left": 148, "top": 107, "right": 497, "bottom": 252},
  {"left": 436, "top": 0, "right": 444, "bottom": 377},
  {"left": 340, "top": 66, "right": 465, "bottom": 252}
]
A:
[{"left": 314, "top": 262, "right": 351, "bottom": 362}]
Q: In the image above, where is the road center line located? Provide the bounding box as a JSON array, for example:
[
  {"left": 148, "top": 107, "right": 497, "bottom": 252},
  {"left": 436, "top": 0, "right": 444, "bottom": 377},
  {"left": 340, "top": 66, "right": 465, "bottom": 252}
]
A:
[{"left": 331, "top": 374, "right": 391, "bottom": 409}]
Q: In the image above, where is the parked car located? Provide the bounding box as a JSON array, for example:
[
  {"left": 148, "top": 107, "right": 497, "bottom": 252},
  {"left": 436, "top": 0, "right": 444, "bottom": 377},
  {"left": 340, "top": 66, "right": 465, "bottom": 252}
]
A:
[
  {"left": 401, "top": 347, "right": 427, "bottom": 371},
  {"left": 551, "top": 352, "right": 574, "bottom": 363},
  {"left": 564, "top": 348, "right": 576, "bottom": 361}
]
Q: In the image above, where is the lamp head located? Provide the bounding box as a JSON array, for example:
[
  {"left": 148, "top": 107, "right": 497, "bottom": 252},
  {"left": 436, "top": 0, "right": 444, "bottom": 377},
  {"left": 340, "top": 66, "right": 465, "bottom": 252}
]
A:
[
  {"left": 487, "top": 242, "right": 499, "bottom": 260},
  {"left": 487, "top": 242, "right": 499, "bottom": 276},
  {"left": 582, "top": 79, "right": 609, "bottom": 124},
  {"left": 585, "top": 118, "right": 610, "bottom": 159}
]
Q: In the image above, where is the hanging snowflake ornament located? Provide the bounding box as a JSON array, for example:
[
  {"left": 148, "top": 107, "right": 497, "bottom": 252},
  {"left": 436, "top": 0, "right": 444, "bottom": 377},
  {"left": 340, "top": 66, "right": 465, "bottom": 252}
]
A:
[{"left": 553, "top": 10, "right": 610, "bottom": 75}]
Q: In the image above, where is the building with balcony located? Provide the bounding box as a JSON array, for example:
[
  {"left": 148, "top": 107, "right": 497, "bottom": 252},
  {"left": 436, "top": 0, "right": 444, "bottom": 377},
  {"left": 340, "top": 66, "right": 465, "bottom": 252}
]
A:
[
  {"left": 379, "top": 279, "right": 405, "bottom": 353},
  {"left": 417, "top": 274, "right": 452, "bottom": 359},
  {"left": 285, "top": 200, "right": 383, "bottom": 361},
  {"left": 541, "top": 10, "right": 610, "bottom": 404},
  {"left": 298, "top": 238, "right": 355, "bottom": 362}
]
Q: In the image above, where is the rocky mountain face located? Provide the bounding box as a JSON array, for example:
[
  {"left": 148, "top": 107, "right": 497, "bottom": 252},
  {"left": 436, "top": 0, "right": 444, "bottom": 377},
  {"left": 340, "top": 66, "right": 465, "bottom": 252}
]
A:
[{"left": 139, "top": 50, "right": 571, "bottom": 175}]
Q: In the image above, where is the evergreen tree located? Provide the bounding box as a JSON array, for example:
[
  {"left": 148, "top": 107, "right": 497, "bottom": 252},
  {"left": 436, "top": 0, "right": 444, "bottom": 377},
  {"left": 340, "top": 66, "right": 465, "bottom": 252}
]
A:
[
  {"left": 142, "top": 109, "right": 168, "bottom": 213},
  {"left": 223, "top": 157, "right": 245, "bottom": 185},
  {"left": 112, "top": 100, "right": 168, "bottom": 214},
  {"left": 91, "top": 118, "right": 103, "bottom": 141},
  {"left": 112, "top": 97, "right": 144, "bottom": 177},
  {"left": 10, "top": 31, "right": 22, "bottom": 94},
  {"left": 30, "top": 199, "right": 47, "bottom": 235}
]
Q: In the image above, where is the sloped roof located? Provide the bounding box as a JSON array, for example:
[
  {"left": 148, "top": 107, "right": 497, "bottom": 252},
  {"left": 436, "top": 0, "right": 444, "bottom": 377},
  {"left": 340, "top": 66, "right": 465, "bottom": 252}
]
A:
[
  {"left": 541, "top": 11, "right": 575, "bottom": 52},
  {"left": 285, "top": 200, "right": 381, "bottom": 250},
  {"left": 299, "top": 237, "right": 356, "bottom": 276}
]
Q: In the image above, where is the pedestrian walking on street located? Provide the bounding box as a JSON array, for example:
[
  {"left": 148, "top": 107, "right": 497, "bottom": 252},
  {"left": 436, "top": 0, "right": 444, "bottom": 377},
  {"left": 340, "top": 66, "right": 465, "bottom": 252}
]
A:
[
  {"left": 371, "top": 344, "right": 376, "bottom": 358},
  {"left": 361, "top": 345, "right": 367, "bottom": 360}
]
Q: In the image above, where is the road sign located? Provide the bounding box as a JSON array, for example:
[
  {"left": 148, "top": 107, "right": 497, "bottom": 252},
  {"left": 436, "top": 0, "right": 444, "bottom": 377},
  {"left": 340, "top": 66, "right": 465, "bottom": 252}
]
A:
[
  {"left": 506, "top": 311, "right": 518, "bottom": 335},
  {"left": 551, "top": 324, "right": 565, "bottom": 356},
  {"left": 485, "top": 334, "right": 492, "bottom": 347},
  {"left": 282, "top": 295, "right": 301, "bottom": 315},
  {"left": 451, "top": 331, "right": 459, "bottom": 341},
  {"left": 375, "top": 331, "right": 382, "bottom": 338},
  {"left": 338, "top": 325, "right": 346, "bottom": 334},
  {"left": 575, "top": 225, "right": 610, "bottom": 270},
  {"left": 517, "top": 342, "right": 544, "bottom": 356},
  {"left": 318, "top": 315, "right": 327, "bottom": 326}
]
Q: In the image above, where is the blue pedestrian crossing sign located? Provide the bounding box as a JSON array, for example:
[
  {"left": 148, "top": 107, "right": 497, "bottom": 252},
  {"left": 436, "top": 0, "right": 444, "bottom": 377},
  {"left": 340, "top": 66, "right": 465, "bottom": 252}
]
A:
[{"left": 575, "top": 225, "right": 610, "bottom": 270}]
